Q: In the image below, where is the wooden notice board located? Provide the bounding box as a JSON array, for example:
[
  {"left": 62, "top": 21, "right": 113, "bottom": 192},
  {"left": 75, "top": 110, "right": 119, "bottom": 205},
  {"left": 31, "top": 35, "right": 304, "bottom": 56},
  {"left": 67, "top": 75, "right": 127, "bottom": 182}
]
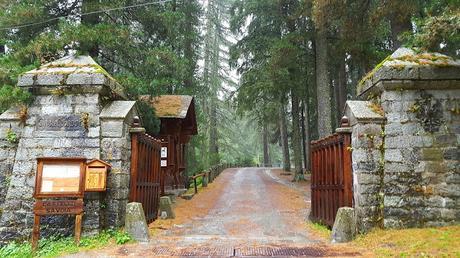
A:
[
  {"left": 34, "top": 157, "right": 86, "bottom": 198},
  {"left": 32, "top": 157, "right": 86, "bottom": 251}
]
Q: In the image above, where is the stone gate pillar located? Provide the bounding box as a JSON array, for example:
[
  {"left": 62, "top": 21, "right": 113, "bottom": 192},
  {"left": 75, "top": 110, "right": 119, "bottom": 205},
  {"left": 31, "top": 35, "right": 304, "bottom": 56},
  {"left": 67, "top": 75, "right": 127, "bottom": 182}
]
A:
[
  {"left": 358, "top": 48, "right": 460, "bottom": 228},
  {"left": 0, "top": 56, "right": 137, "bottom": 243}
]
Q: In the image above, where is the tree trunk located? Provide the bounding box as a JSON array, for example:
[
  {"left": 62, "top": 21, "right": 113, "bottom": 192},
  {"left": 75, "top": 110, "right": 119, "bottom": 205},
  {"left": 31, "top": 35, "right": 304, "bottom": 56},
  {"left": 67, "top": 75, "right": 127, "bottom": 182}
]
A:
[
  {"left": 262, "top": 123, "right": 271, "bottom": 167},
  {"left": 279, "top": 104, "right": 290, "bottom": 171},
  {"left": 315, "top": 27, "right": 332, "bottom": 138},
  {"left": 303, "top": 101, "right": 311, "bottom": 171},
  {"left": 183, "top": 1, "right": 195, "bottom": 88},
  {"left": 334, "top": 52, "right": 347, "bottom": 124},
  {"left": 184, "top": 143, "right": 196, "bottom": 188},
  {"left": 291, "top": 93, "right": 304, "bottom": 181},
  {"left": 300, "top": 101, "right": 308, "bottom": 171},
  {"left": 208, "top": 97, "right": 219, "bottom": 165},
  {"left": 338, "top": 54, "right": 347, "bottom": 112}
]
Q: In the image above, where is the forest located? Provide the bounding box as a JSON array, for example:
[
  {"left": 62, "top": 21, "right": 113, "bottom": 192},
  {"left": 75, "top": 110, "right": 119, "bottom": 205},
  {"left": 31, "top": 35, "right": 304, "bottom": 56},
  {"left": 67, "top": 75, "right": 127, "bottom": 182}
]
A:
[{"left": 0, "top": 0, "right": 458, "bottom": 179}]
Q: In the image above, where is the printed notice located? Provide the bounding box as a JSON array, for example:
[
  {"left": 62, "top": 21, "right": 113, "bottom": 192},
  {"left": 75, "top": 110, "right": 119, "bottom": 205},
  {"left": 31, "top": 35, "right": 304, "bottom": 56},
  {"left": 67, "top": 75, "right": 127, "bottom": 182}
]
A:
[
  {"left": 41, "top": 164, "right": 80, "bottom": 193},
  {"left": 161, "top": 147, "right": 167, "bottom": 158},
  {"left": 41, "top": 181, "right": 53, "bottom": 192}
]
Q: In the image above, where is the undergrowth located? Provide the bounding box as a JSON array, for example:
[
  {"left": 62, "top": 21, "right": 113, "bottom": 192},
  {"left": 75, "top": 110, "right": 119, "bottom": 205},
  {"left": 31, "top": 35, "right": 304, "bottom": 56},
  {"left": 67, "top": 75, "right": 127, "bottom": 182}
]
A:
[{"left": 0, "top": 229, "right": 132, "bottom": 258}]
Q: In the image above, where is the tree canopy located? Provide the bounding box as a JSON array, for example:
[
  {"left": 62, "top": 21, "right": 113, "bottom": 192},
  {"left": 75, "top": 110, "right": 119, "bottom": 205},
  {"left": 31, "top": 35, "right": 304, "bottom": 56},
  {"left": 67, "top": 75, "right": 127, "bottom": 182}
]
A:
[{"left": 0, "top": 0, "right": 457, "bottom": 175}]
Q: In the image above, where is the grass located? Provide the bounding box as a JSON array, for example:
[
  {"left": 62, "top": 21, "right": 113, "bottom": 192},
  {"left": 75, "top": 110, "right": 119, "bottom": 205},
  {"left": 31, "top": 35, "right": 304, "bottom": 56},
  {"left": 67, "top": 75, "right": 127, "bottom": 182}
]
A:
[
  {"left": 352, "top": 226, "right": 460, "bottom": 257},
  {"left": 0, "top": 229, "right": 133, "bottom": 258},
  {"left": 306, "top": 222, "right": 460, "bottom": 257},
  {"left": 305, "top": 222, "right": 331, "bottom": 239}
]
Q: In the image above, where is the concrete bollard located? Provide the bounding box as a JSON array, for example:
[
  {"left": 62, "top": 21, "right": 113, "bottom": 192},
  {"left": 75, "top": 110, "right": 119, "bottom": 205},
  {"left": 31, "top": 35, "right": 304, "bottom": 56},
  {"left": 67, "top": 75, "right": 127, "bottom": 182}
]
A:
[
  {"left": 158, "top": 196, "right": 175, "bottom": 219},
  {"left": 331, "top": 207, "right": 357, "bottom": 243},
  {"left": 125, "top": 202, "right": 150, "bottom": 242}
]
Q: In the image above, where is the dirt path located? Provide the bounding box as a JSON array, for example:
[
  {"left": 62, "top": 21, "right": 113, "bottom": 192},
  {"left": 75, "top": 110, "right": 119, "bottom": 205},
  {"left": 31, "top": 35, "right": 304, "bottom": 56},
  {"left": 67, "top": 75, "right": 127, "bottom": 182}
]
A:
[{"left": 65, "top": 168, "right": 359, "bottom": 257}]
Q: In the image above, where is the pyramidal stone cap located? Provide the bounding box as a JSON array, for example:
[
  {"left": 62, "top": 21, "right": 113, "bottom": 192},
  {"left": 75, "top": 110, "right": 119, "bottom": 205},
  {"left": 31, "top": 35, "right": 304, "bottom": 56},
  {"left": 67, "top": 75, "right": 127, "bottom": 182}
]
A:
[
  {"left": 358, "top": 48, "right": 460, "bottom": 97},
  {"left": 17, "top": 55, "right": 127, "bottom": 99}
]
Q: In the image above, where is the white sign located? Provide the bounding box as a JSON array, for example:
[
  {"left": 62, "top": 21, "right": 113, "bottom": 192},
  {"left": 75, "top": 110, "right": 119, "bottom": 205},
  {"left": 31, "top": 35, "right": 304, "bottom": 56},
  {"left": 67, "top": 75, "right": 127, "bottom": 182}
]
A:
[
  {"left": 161, "top": 147, "right": 167, "bottom": 158},
  {"left": 41, "top": 164, "right": 81, "bottom": 193},
  {"left": 161, "top": 160, "right": 167, "bottom": 167}
]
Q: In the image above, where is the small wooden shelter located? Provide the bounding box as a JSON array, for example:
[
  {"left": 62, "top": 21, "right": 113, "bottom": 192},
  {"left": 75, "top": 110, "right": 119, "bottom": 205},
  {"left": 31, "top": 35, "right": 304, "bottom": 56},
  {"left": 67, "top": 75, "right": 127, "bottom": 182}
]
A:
[{"left": 140, "top": 95, "right": 197, "bottom": 194}]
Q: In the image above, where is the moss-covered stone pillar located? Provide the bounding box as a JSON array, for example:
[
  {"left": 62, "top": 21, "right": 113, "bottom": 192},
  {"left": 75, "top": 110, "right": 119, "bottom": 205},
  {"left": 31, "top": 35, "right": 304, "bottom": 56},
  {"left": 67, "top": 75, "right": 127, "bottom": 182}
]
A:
[{"left": 358, "top": 48, "right": 460, "bottom": 228}]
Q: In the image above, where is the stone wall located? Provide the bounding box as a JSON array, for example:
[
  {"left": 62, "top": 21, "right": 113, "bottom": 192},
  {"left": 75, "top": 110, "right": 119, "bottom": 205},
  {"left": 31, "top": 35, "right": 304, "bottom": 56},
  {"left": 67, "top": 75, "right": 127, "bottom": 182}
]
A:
[
  {"left": 349, "top": 48, "right": 460, "bottom": 231},
  {"left": 0, "top": 110, "right": 21, "bottom": 210},
  {"left": 0, "top": 56, "right": 137, "bottom": 244},
  {"left": 381, "top": 88, "right": 459, "bottom": 228},
  {"left": 0, "top": 94, "right": 102, "bottom": 242},
  {"left": 344, "top": 101, "right": 385, "bottom": 232},
  {"left": 100, "top": 101, "right": 137, "bottom": 228}
]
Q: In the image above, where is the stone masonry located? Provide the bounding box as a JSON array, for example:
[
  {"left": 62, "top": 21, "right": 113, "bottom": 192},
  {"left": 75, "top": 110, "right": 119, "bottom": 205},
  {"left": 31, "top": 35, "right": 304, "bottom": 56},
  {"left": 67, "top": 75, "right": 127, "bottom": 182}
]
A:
[
  {"left": 347, "top": 48, "right": 460, "bottom": 232},
  {"left": 344, "top": 101, "right": 385, "bottom": 232},
  {"left": 0, "top": 56, "right": 137, "bottom": 244}
]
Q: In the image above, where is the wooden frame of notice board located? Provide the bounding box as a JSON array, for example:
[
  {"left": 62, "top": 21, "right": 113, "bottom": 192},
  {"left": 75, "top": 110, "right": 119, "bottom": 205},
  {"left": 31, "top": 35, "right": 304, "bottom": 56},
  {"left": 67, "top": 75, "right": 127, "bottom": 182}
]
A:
[
  {"left": 32, "top": 157, "right": 86, "bottom": 251},
  {"left": 34, "top": 157, "right": 86, "bottom": 198}
]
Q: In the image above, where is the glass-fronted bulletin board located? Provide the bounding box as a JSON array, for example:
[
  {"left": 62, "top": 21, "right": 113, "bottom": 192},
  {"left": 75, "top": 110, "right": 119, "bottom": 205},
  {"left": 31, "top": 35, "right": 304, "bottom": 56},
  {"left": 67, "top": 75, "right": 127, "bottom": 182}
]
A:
[{"left": 34, "top": 157, "right": 86, "bottom": 198}]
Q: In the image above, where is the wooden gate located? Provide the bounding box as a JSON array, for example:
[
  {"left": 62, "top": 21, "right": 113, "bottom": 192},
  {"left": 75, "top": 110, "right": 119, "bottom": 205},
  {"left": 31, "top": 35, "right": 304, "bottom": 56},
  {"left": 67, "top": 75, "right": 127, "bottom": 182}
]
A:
[
  {"left": 130, "top": 119, "right": 161, "bottom": 223},
  {"left": 310, "top": 118, "right": 353, "bottom": 227}
]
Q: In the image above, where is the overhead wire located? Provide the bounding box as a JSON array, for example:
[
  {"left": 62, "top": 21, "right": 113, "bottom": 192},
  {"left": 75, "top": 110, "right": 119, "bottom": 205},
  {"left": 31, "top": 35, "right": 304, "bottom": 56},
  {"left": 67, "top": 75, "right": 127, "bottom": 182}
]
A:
[{"left": 0, "top": 0, "right": 173, "bottom": 31}]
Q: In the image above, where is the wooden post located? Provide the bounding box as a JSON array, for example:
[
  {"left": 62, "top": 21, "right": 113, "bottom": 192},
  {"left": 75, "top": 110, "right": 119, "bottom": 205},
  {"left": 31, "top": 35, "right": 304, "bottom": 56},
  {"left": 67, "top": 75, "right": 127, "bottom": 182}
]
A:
[
  {"left": 75, "top": 209, "right": 83, "bottom": 245},
  {"left": 129, "top": 116, "right": 143, "bottom": 202},
  {"left": 193, "top": 173, "right": 198, "bottom": 194},
  {"left": 32, "top": 215, "right": 40, "bottom": 252},
  {"left": 339, "top": 116, "right": 353, "bottom": 207}
]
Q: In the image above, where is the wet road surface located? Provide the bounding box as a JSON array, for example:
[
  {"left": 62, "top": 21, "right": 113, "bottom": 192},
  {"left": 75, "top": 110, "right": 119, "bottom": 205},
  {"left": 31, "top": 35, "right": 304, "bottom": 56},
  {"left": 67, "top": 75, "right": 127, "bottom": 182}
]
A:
[
  {"left": 64, "top": 168, "right": 359, "bottom": 257},
  {"left": 157, "top": 167, "right": 313, "bottom": 245}
]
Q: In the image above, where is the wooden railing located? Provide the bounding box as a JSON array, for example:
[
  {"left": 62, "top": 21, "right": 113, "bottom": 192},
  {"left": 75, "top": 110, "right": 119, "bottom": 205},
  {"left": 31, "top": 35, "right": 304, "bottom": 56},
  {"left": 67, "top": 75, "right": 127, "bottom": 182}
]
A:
[
  {"left": 130, "top": 118, "right": 162, "bottom": 223},
  {"left": 310, "top": 117, "right": 353, "bottom": 227},
  {"left": 189, "top": 163, "right": 233, "bottom": 194},
  {"left": 190, "top": 172, "right": 206, "bottom": 194}
]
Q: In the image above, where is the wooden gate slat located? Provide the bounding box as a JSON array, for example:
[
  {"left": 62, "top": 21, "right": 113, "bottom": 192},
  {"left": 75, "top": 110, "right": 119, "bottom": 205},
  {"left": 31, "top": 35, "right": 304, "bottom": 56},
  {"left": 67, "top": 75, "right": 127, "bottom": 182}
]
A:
[
  {"left": 310, "top": 118, "right": 352, "bottom": 227},
  {"left": 130, "top": 121, "right": 162, "bottom": 224}
]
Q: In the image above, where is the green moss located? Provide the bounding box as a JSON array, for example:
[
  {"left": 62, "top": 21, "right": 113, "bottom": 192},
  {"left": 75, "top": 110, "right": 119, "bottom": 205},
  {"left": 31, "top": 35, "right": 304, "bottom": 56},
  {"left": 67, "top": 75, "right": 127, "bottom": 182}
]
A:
[
  {"left": 49, "top": 87, "right": 65, "bottom": 96},
  {"left": 357, "top": 55, "right": 392, "bottom": 93},
  {"left": 26, "top": 63, "right": 112, "bottom": 77},
  {"left": 357, "top": 50, "right": 456, "bottom": 94},
  {"left": 421, "top": 148, "right": 443, "bottom": 161},
  {"left": 367, "top": 102, "right": 384, "bottom": 116},
  {"left": 408, "top": 103, "right": 421, "bottom": 113}
]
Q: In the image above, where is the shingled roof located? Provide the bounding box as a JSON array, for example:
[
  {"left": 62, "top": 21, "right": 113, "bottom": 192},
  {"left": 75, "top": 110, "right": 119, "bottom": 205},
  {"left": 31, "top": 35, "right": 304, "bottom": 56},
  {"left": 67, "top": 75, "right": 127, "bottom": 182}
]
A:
[{"left": 140, "top": 95, "right": 194, "bottom": 119}]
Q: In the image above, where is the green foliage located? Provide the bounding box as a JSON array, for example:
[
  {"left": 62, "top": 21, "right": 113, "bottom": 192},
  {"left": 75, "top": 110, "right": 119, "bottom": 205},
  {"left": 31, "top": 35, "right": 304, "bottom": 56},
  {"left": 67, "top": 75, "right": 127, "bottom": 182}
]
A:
[
  {"left": 0, "top": 85, "right": 32, "bottom": 114},
  {"left": 0, "top": 0, "right": 202, "bottom": 107},
  {"left": 136, "top": 101, "right": 160, "bottom": 135},
  {"left": 0, "top": 229, "right": 132, "bottom": 258},
  {"left": 5, "top": 128, "right": 18, "bottom": 144},
  {"left": 114, "top": 231, "right": 132, "bottom": 245},
  {"left": 0, "top": 56, "right": 35, "bottom": 113},
  {"left": 0, "top": 241, "right": 32, "bottom": 258},
  {"left": 403, "top": 10, "right": 460, "bottom": 58},
  {"left": 234, "top": 157, "right": 256, "bottom": 167}
]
